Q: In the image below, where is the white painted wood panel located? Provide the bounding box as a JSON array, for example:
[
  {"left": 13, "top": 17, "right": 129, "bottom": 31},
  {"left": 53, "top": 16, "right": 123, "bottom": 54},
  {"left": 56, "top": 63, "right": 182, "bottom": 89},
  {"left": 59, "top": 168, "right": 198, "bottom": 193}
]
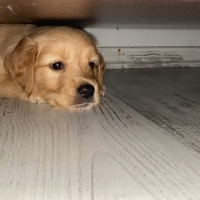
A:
[
  {"left": 88, "top": 29, "right": 200, "bottom": 69},
  {"left": 86, "top": 28, "right": 200, "bottom": 47},
  {"left": 0, "top": 68, "right": 200, "bottom": 200},
  {"left": 100, "top": 47, "right": 200, "bottom": 69}
]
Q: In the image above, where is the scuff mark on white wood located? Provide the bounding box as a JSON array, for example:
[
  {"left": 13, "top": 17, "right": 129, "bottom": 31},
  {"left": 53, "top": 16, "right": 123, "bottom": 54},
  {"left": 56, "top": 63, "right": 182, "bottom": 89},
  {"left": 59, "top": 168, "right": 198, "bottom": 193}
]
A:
[{"left": 100, "top": 47, "right": 200, "bottom": 69}]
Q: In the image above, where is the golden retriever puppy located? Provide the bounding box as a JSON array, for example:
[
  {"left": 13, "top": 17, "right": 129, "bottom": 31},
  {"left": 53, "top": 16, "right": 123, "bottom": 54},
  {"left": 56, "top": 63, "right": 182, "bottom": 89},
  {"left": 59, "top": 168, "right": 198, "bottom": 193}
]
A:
[{"left": 0, "top": 24, "right": 105, "bottom": 111}]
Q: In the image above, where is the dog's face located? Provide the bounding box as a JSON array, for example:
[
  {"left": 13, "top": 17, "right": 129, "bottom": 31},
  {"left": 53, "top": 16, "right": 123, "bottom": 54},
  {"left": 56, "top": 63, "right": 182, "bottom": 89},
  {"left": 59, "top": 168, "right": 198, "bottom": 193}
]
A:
[{"left": 3, "top": 27, "right": 105, "bottom": 111}]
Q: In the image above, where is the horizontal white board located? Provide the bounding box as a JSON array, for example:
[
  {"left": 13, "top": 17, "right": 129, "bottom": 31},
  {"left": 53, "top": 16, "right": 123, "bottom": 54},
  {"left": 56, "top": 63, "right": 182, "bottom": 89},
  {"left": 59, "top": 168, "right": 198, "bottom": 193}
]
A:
[
  {"left": 86, "top": 28, "right": 200, "bottom": 47},
  {"left": 100, "top": 47, "right": 200, "bottom": 69}
]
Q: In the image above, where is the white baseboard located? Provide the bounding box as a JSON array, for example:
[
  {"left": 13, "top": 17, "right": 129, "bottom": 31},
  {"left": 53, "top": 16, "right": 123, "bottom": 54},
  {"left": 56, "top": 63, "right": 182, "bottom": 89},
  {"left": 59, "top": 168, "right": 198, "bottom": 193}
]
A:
[
  {"left": 86, "top": 28, "right": 200, "bottom": 47},
  {"left": 86, "top": 28, "right": 200, "bottom": 69},
  {"left": 100, "top": 47, "right": 200, "bottom": 69}
]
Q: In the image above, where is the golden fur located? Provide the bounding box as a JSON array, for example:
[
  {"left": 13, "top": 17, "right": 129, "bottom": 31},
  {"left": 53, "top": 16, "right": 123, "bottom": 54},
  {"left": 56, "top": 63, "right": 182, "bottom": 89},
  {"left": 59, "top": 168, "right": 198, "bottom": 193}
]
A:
[{"left": 0, "top": 24, "right": 105, "bottom": 111}]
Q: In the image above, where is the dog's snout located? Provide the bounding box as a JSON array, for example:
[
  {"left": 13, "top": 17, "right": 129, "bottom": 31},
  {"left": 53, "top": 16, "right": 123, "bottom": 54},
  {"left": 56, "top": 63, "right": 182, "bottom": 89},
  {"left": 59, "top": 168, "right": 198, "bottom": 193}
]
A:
[{"left": 77, "top": 84, "right": 94, "bottom": 99}]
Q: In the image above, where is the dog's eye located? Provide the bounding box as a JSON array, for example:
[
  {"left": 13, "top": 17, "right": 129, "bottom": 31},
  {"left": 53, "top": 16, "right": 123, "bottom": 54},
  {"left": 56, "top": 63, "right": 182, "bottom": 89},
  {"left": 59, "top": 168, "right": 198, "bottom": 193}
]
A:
[
  {"left": 50, "top": 62, "right": 64, "bottom": 70},
  {"left": 89, "top": 61, "right": 96, "bottom": 69}
]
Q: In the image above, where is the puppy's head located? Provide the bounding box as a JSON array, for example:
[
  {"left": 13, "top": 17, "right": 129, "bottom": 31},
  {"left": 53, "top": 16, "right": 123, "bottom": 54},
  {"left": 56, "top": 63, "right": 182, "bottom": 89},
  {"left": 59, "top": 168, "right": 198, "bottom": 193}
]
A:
[{"left": 3, "top": 27, "right": 105, "bottom": 111}]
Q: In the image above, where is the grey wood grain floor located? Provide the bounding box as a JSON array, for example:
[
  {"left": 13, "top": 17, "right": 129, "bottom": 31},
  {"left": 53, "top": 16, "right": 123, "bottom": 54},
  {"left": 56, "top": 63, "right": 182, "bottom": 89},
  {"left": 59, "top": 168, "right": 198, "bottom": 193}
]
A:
[{"left": 0, "top": 67, "right": 200, "bottom": 200}]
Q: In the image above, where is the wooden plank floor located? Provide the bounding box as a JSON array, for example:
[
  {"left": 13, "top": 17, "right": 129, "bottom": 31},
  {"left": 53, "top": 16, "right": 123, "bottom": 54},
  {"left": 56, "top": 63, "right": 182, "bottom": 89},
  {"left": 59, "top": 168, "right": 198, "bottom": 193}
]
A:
[{"left": 0, "top": 67, "right": 200, "bottom": 200}]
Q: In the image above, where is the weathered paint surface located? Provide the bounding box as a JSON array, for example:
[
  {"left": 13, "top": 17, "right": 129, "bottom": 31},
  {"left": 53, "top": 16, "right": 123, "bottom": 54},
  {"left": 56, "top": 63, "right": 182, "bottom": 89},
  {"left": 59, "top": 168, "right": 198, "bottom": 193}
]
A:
[
  {"left": 0, "top": 67, "right": 200, "bottom": 200},
  {"left": 100, "top": 47, "right": 200, "bottom": 69}
]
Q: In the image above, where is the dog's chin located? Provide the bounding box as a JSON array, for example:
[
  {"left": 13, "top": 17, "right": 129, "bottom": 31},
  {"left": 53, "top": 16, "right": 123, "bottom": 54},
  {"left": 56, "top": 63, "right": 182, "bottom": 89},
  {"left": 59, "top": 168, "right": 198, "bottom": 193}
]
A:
[
  {"left": 70, "top": 95, "right": 101, "bottom": 111},
  {"left": 68, "top": 94, "right": 101, "bottom": 112},
  {"left": 68, "top": 102, "right": 97, "bottom": 112}
]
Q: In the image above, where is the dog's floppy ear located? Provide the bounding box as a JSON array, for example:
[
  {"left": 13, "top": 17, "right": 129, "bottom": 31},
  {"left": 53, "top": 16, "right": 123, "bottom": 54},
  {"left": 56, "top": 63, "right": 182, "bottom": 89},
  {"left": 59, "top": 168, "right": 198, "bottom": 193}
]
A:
[
  {"left": 3, "top": 37, "right": 38, "bottom": 96},
  {"left": 98, "top": 53, "right": 106, "bottom": 88}
]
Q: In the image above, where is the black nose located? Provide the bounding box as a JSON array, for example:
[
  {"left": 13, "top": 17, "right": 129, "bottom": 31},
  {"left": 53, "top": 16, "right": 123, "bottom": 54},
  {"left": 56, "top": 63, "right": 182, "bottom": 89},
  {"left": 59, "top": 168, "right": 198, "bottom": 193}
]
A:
[{"left": 77, "top": 84, "right": 95, "bottom": 99}]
